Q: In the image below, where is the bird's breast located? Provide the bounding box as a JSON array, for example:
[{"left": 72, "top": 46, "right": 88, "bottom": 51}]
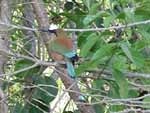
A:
[{"left": 55, "top": 37, "right": 73, "bottom": 50}]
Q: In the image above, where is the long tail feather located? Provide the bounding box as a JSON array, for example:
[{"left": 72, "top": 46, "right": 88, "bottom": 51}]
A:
[
  {"left": 78, "top": 95, "right": 86, "bottom": 102},
  {"left": 66, "top": 62, "right": 76, "bottom": 78}
]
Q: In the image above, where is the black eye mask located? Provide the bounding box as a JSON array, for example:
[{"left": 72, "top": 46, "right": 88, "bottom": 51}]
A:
[
  {"left": 39, "top": 28, "right": 57, "bottom": 36},
  {"left": 48, "top": 29, "right": 57, "bottom": 36}
]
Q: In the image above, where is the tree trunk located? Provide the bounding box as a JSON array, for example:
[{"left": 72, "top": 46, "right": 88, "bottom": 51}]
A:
[{"left": 0, "top": 0, "right": 11, "bottom": 113}]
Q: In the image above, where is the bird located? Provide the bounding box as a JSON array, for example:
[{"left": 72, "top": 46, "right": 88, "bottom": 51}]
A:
[
  {"left": 44, "top": 29, "right": 86, "bottom": 102},
  {"left": 47, "top": 29, "right": 78, "bottom": 78}
]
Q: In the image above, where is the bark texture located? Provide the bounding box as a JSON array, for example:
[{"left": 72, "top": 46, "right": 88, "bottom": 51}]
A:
[{"left": 0, "top": 0, "right": 11, "bottom": 113}]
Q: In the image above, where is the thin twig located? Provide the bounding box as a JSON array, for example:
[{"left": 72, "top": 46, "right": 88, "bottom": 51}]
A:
[
  {"left": 0, "top": 63, "right": 39, "bottom": 77},
  {"left": 26, "top": 99, "right": 49, "bottom": 113},
  {"left": 110, "top": 108, "right": 150, "bottom": 113},
  {"left": 0, "top": 19, "right": 150, "bottom": 32},
  {"left": 64, "top": 19, "right": 150, "bottom": 32},
  {"left": 84, "top": 68, "right": 150, "bottom": 79}
]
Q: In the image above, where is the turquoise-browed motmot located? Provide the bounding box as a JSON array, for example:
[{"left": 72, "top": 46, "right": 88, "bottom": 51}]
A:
[
  {"left": 47, "top": 29, "right": 78, "bottom": 78},
  {"left": 40, "top": 28, "right": 86, "bottom": 102}
]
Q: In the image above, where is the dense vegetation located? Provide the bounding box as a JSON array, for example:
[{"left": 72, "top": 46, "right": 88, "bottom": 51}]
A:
[{"left": 0, "top": 0, "right": 150, "bottom": 113}]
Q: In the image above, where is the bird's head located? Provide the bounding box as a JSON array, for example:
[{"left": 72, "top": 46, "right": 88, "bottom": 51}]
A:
[{"left": 48, "top": 29, "right": 67, "bottom": 38}]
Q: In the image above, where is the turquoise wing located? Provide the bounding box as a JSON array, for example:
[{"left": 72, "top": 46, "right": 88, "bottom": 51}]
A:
[
  {"left": 50, "top": 40, "right": 70, "bottom": 54},
  {"left": 50, "top": 40, "right": 76, "bottom": 57},
  {"left": 64, "top": 51, "right": 76, "bottom": 58}
]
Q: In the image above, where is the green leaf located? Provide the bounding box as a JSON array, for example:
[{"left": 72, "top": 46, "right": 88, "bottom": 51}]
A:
[
  {"left": 130, "top": 48, "right": 144, "bottom": 67},
  {"left": 92, "top": 44, "right": 115, "bottom": 60},
  {"left": 112, "top": 69, "right": 129, "bottom": 98},
  {"left": 89, "top": 3, "right": 100, "bottom": 14},
  {"left": 14, "top": 59, "right": 44, "bottom": 78},
  {"left": 107, "top": 82, "right": 126, "bottom": 111},
  {"left": 120, "top": 43, "right": 134, "bottom": 63},
  {"left": 76, "top": 60, "right": 97, "bottom": 75},
  {"left": 109, "top": 105, "right": 125, "bottom": 112},
  {"left": 141, "top": 78, "right": 150, "bottom": 85},
  {"left": 124, "top": 8, "right": 134, "bottom": 22},
  {"left": 138, "top": 29, "right": 150, "bottom": 39},
  {"left": 12, "top": 102, "right": 25, "bottom": 113},
  {"left": 80, "top": 33, "right": 99, "bottom": 57},
  {"left": 128, "top": 90, "right": 139, "bottom": 98},
  {"left": 83, "top": 12, "right": 103, "bottom": 25},
  {"left": 93, "top": 79, "right": 106, "bottom": 90},
  {"left": 104, "top": 15, "right": 114, "bottom": 27},
  {"left": 62, "top": 12, "right": 85, "bottom": 27},
  {"left": 33, "top": 76, "right": 58, "bottom": 103},
  {"left": 143, "top": 97, "right": 150, "bottom": 108},
  {"left": 83, "top": 0, "right": 91, "bottom": 10},
  {"left": 108, "top": 82, "right": 120, "bottom": 98},
  {"left": 116, "top": 12, "right": 126, "bottom": 19},
  {"left": 120, "top": 43, "right": 144, "bottom": 67},
  {"left": 93, "top": 104, "right": 104, "bottom": 113},
  {"left": 133, "top": 38, "right": 150, "bottom": 50},
  {"left": 112, "top": 55, "right": 128, "bottom": 71},
  {"left": 29, "top": 99, "right": 49, "bottom": 113},
  {"left": 135, "top": 1, "right": 150, "bottom": 17}
]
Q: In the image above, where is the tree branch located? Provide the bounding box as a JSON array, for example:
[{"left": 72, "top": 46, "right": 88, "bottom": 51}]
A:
[
  {"left": 64, "top": 19, "right": 150, "bottom": 32},
  {"left": 84, "top": 69, "right": 150, "bottom": 79},
  {"left": 0, "top": 19, "right": 150, "bottom": 32}
]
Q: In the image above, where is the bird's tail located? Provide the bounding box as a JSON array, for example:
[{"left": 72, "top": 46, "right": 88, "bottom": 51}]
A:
[
  {"left": 66, "top": 62, "right": 86, "bottom": 101},
  {"left": 66, "top": 62, "right": 76, "bottom": 79},
  {"left": 78, "top": 95, "right": 86, "bottom": 102}
]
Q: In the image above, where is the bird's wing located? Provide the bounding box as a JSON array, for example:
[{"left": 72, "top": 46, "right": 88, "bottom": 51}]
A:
[{"left": 50, "top": 37, "right": 75, "bottom": 57}]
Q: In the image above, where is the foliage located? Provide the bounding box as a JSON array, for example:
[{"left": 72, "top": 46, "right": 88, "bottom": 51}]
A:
[{"left": 4, "top": 0, "right": 150, "bottom": 113}]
